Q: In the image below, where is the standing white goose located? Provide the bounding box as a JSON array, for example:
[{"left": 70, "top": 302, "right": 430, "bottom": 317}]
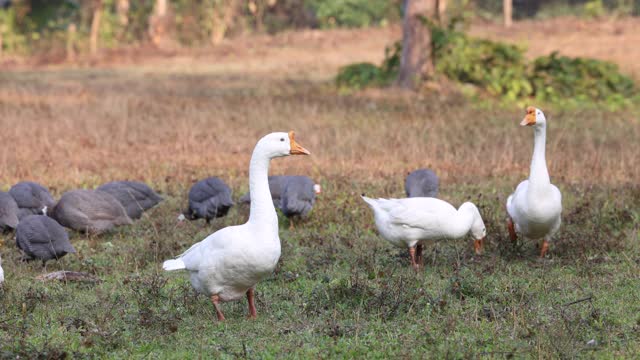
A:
[
  {"left": 163, "top": 131, "right": 310, "bottom": 320},
  {"left": 362, "top": 196, "right": 486, "bottom": 270},
  {"left": 506, "top": 107, "right": 562, "bottom": 257}
]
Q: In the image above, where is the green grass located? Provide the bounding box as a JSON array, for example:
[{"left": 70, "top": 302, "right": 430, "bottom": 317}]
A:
[
  {"left": 1, "top": 181, "right": 638, "bottom": 358},
  {"left": 0, "top": 63, "right": 639, "bottom": 358}
]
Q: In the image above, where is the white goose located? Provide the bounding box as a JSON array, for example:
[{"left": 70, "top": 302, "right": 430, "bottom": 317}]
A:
[
  {"left": 506, "top": 107, "right": 562, "bottom": 257},
  {"left": 362, "top": 196, "right": 486, "bottom": 270},
  {"left": 0, "top": 254, "right": 4, "bottom": 286},
  {"left": 163, "top": 131, "right": 310, "bottom": 320}
]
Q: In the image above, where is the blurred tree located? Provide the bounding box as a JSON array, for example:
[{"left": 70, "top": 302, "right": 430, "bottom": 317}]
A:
[
  {"left": 504, "top": 0, "right": 512, "bottom": 27},
  {"left": 89, "top": 0, "right": 102, "bottom": 55},
  {"left": 397, "top": 0, "right": 437, "bottom": 89},
  {"left": 149, "top": 0, "right": 170, "bottom": 47},
  {"left": 210, "top": 0, "right": 238, "bottom": 45}
]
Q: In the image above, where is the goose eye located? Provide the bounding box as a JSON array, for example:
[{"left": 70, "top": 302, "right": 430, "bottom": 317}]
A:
[{"left": 280, "top": 138, "right": 285, "bottom": 142}]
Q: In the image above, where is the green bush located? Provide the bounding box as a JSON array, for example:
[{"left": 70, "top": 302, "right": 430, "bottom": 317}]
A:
[
  {"left": 530, "top": 52, "right": 636, "bottom": 106},
  {"left": 432, "top": 25, "right": 533, "bottom": 100},
  {"left": 336, "top": 21, "right": 637, "bottom": 108},
  {"left": 306, "top": 0, "right": 400, "bottom": 28},
  {"left": 335, "top": 41, "right": 401, "bottom": 90}
]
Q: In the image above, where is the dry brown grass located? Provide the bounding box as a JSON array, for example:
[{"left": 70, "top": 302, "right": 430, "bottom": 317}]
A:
[{"left": 0, "top": 19, "right": 639, "bottom": 195}]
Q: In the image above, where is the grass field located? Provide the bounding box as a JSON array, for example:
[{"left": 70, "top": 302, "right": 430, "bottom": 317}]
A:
[{"left": 1, "top": 19, "right": 640, "bottom": 358}]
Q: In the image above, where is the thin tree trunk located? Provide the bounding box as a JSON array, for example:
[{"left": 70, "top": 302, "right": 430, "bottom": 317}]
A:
[
  {"left": 149, "top": 0, "right": 169, "bottom": 47},
  {"left": 117, "top": 0, "right": 130, "bottom": 26},
  {"left": 211, "top": 0, "right": 238, "bottom": 45},
  {"left": 437, "top": 0, "right": 447, "bottom": 23},
  {"left": 66, "top": 23, "right": 77, "bottom": 61},
  {"left": 503, "top": 0, "right": 513, "bottom": 28},
  {"left": 90, "top": 1, "right": 103, "bottom": 56},
  {"left": 397, "top": 0, "right": 437, "bottom": 89}
]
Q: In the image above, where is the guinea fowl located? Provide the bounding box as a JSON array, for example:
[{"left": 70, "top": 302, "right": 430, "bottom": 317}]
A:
[
  {"left": 16, "top": 215, "right": 75, "bottom": 264},
  {"left": 96, "top": 181, "right": 163, "bottom": 220},
  {"left": 405, "top": 169, "right": 439, "bottom": 198},
  {"left": 50, "top": 190, "right": 133, "bottom": 234},
  {"left": 181, "top": 177, "right": 234, "bottom": 224},
  {"left": 9, "top": 181, "right": 56, "bottom": 219},
  {"left": 279, "top": 176, "right": 321, "bottom": 230},
  {"left": 0, "top": 191, "right": 20, "bottom": 231},
  {"left": 163, "top": 131, "right": 310, "bottom": 321}
]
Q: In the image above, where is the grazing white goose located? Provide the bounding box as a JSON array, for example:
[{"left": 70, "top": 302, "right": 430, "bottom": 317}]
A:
[
  {"left": 506, "top": 107, "right": 562, "bottom": 257},
  {"left": 362, "top": 196, "right": 486, "bottom": 270},
  {"left": 0, "top": 254, "right": 4, "bottom": 286},
  {"left": 163, "top": 131, "right": 310, "bottom": 320}
]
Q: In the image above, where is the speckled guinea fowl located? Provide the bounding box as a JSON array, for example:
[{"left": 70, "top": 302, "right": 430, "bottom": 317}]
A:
[
  {"left": 182, "top": 177, "right": 234, "bottom": 224},
  {"left": 9, "top": 181, "right": 56, "bottom": 219},
  {"left": 405, "top": 169, "right": 439, "bottom": 198},
  {"left": 0, "top": 191, "right": 20, "bottom": 231},
  {"left": 50, "top": 190, "right": 132, "bottom": 234},
  {"left": 96, "top": 181, "right": 163, "bottom": 220},
  {"left": 279, "top": 176, "right": 320, "bottom": 228},
  {"left": 16, "top": 215, "right": 75, "bottom": 264}
]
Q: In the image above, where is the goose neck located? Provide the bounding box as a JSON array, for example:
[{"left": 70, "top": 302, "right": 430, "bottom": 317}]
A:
[
  {"left": 248, "top": 148, "right": 278, "bottom": 226},
  {"left": 529, "top": 124, "right": 550, "bottom": 186}
]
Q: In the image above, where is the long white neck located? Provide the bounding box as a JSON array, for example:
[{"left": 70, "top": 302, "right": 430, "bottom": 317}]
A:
[
  {"left": 248, "top": 146, "right": 278, "bottom": 227},
  {"left": 529, "top": 124, "right": 550, "bottom": 189}
]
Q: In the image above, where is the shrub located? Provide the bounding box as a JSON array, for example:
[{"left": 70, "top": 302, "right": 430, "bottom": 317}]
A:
[
  {"left": 335, "top": 41, "right": 401, "bottom": 90},
  {"left": 530, "top": 52, "right": 637, "bottom": 106},
  {"left": 336, "top": 19, "right": 637, "bottom": 108},
  {"left": 306, "top": 0, "right": 400, "bottom": 28}
]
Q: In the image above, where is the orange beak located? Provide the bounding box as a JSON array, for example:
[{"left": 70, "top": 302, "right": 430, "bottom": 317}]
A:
[
  {"left": 289, "top": 131, "right": 310, "bottom": 155},
  {"left": 520, "top": 106, "right": 537, "bottom": 126},
  {"left": 474, "top": 237, "right": 485, "bottom": 255}
]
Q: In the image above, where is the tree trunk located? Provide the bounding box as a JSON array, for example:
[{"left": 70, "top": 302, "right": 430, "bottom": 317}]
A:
[
  {"left": 149, "top": 0, "right": 169, "bottom": 47},
  {"left": 211, "top": 0, "right": 238, "bottom": 45},
  {"left": 66, "top": 23, "right": 77, "bottom": 61},
  {"left": 503, "top": 0, "right": 513, "bottom": 28},
  {"left": 437, "top": 0, "right": 447, "bottom": 23},
  {"left": 117, "top": 0, "right": 130, "bottom": 26},
  {"left": 90, "top": 1, "right": 103, "bottom": 56},
  {"left": 397, "top": 0, "right": 437, "bottom": 89}
]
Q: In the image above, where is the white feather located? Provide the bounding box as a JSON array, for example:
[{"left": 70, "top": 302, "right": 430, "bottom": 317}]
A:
[{"left": 162, "top": 258, "right": 186, "bottom": 271}]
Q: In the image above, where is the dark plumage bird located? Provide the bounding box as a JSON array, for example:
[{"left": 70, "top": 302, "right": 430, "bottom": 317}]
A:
[
  {"left": 16, "top": 215, "right": 75, "bottom": 264},
  {"left": 96, "top": 181, "right": 163, "bottom": 220},
  {"left": 50, "top": 190, "right": 133, "bottom": 234},
  {"left": 9, "top": 181, "right": 56, "bottom": 219},
  {"left": 405, "top": 169, "right": 439, "bottom": 198},
  {"left": 181, "top": 177, "right": 234, "bottom": 223},
  {"left": 0, "top": 191, "right": 20, "bottom": 231},
  {"left": 279, "top": 176, "right": 321, "bottom": 229},
  {"left": 238, "top": 175, "right": 289, "bottom": 206}
]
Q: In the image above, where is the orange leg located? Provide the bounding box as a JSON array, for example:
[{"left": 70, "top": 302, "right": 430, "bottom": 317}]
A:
[
  {"left": 474, "top": 237, "right": 485, "bottom": 255},
  {"left": 416, "top": 243, "right": 424, "bottom": 267},
  {"left": 507, "top": 218, "right": 517, "bottom": 243},
  {"left": 210, "top": 294, "right": 226, "bottom": 321},
  {"left": 409, "top": 246, "right": 419, "bottom": 271},
  {"left": 540, "top": 239, "right": 549, "bottom": 258},
  {"left": 246, "top": 288, "right": 257, "bottom": 319}
]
